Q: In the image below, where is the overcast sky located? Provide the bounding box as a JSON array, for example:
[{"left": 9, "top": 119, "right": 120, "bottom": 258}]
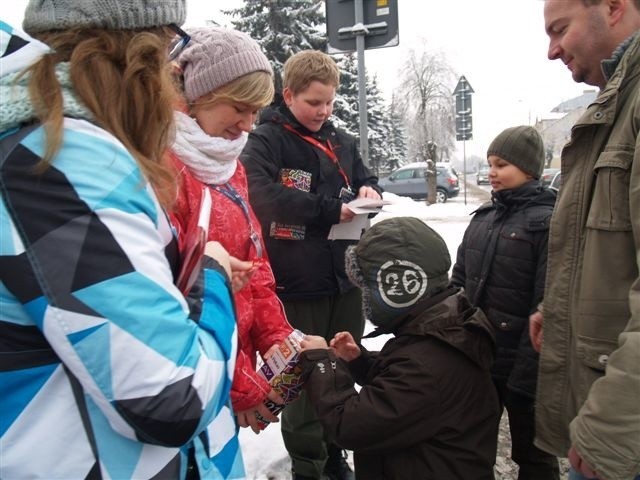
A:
[{"left": 4, "top": 0, "right": 590, "bottom": 160}]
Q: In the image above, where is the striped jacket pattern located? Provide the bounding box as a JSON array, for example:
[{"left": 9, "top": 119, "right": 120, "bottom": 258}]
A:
[{"left": 0, "top": 21, "right": 244, "bottom": 479}]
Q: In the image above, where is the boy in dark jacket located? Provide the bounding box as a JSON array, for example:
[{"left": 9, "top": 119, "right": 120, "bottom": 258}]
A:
[
  {"left": 450, "top": 125, "right": 559, "bottom": 479},
  {"left": 300, "top": 217, "right": 500, "bottom": 480},
  {"left": 240, "top": 50, "right": 381, "bottom": 480}
]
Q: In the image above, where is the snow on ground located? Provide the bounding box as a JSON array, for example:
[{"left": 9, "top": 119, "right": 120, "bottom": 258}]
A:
[
  {"left": 373, "top": 191, "right": 482, "bottom": 264},
  {"left": 238, "top": 189, "right": 490, "bottom": 480}
]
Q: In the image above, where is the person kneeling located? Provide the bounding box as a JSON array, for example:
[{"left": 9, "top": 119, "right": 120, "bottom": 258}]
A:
[{"left": 299, "top": 217, "right": 501, "bottom": 480}]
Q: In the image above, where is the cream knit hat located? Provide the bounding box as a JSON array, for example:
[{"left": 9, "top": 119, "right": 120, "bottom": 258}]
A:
[{"left": 178, "top": 27, "right": 273, "bottom": 102}]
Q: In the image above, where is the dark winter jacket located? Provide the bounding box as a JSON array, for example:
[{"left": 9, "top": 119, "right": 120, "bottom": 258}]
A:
[
  {"left": 300, "top": 288, "right": 500, "bottom": 480},
  {"left": 450, "top": 181, "right": 556, "bottom": 398},
  {"left": 240, "top": 103, "right": 380, "bottom": 300}
]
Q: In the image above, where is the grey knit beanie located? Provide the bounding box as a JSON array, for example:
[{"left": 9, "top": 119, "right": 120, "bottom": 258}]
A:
[
  {"left": 23, "top": 0, "right": 186, "bottom": 34},
  {"left": 178, "top": 27, "right": 273, "bottom": 103},
  {"left": 345, "top": 217, "right": 451, "bottom": 330},
  {"left": 486, "top": 125, "right": 545, "bottom": 179}
]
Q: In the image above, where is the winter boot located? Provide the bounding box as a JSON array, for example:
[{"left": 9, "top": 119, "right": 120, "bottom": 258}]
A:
[{"left": 323, "top": 445, "right": 355, "bottom": 480}]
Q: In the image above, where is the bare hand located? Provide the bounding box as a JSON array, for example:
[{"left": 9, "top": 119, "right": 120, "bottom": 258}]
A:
[
  {"left": 236, "top": 389, "right": 284, "bottom": 434},
  {"left": 568, "top": 445, "right": 600, "bottom": 479},
  {"left": 358, "top": 185, "right": 381, "bottom": 200},
  {"left": 340, "top": 204, "right": 355, "bottom": 223},
  {"left": 300, "top": 335, "right": 328, "bottom": 351},
  {"left": 229, "top": 256, "right": 254, "bottom": 293},
  {"left": 529, "top": 310, "right": 544, "bottom": 353},
  {"left": 204, "top": 241, "right": 231, "bottom": 279},
  {"left": 330, "top": 331, "right": 361, "bottom": 361}
]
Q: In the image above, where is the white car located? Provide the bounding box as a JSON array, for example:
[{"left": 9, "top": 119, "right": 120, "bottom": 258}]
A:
[{"left": 476, "top": 165, "right": 490, "bottom": 185}]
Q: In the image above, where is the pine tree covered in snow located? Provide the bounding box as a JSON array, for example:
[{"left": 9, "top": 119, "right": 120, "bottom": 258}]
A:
[
  {"left": 332, "top": 53, "right": 360, "bottom": 138},
  {"left": 223, "top": 0, "right": 326, "bottom": 93},
  {"left": 366, "top": 75, "right": 393, "bottom": 176},
  {"left": 333, "top": 55, "right": 402, "bottom": 175},
  {"left": 386, "top": 93, "right": 408, "bottom": 171}
]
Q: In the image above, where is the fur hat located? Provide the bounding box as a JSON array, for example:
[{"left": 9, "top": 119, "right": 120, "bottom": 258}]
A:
[
  {"left": 178, "top": 27, "right": 273, "bottom": 103},
  {"left": 345, "top": 217, "right": 451, "bottom": 329},
  {"left": 23, "top": 0, "right": 186, "bottom": 34},
  {"left": 486, "top": 125, "right": 545, "bottom": 179}
]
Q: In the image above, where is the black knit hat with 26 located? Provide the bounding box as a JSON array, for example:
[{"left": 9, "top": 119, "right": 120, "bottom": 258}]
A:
[{"left": 345, "top": 217, "right": 451, "bottom": 330}]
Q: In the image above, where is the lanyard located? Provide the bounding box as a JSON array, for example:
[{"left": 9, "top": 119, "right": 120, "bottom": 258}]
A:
[
  {"left": 211, "top": 183, "right": 263, "bottom": 259},
  {"left": 282, "top": 123, "right": 351, "bottom": 189}
]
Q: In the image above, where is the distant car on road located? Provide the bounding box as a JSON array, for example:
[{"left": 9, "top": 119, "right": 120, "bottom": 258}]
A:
[
  {"left": 476, "top": 164, "right": 490, "bottom": 185},
  {"left": 541, "top": 167, "right": 560, "bottom": 187},
  {"left": 378, "top": 162, "right": 459, "bottom": 203}
]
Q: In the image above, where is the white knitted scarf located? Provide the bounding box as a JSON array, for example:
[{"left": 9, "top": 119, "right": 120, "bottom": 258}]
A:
[{"left": 172, "top": 111, "right": 247, "bottom": 185}]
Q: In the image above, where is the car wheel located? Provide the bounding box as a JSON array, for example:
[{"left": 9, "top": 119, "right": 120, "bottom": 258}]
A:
[{"left": 436, "top": 189, "right": 447, "bottom": 203}]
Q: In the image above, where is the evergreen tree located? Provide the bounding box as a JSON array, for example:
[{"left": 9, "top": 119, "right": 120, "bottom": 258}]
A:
[
  {"left": 332, "top": 53, "right": 360, "bottom": 138},
  {"left": 224, "top": 1, "right": 326, "bottom": 93},
  {"left": 333, "top": 57, "right": 403, "bottom": 175},
  {"left": 366, "top": 75, "right": 391, "bottom": 176},
  {"left": 386, "top": 94, "right": 408, "bottom": 172}
]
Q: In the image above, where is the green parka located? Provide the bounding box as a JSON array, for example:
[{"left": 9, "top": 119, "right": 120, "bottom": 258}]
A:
[{"left": 535, "top": 33, "right": 640, "bottom": 480}]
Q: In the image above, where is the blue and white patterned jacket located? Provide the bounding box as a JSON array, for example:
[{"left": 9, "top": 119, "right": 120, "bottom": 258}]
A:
[{"left": 0, "top": 21, "right": 244, "bottom": 479}]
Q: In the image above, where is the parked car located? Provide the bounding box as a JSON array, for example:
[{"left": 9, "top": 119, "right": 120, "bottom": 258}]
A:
[
  {"left": 378, "top": 162, "right": 460, "bottom": 203},
  {"left": 476, "top": 164, "right": 490, "bottom": 185},
  {"left": 549, "top": 171, "right": 561, "bottom": 191},
  {"left": 540, "top": 167, "right": 560, "bottom": 187}
]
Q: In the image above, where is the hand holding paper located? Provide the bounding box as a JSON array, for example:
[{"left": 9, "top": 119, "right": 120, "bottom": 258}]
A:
[
  {"left": 328, "top": 197, "right": 391, "bottom": 240},
  {"left": 344, "top": 197, "right": 390, "bottom": 214}
]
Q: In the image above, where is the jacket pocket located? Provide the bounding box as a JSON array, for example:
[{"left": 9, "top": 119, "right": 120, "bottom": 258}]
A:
[
  {"left": 487, "top": 309, "right": 527, "bottom": 350},
  {"left": 499, "top": 227, "right": 535, "bottom": 247},
  {"left": 575, "top": 334, "right": 618, "bottom": 373},
  {"left": 585, "top": 150, "right": 633, "bottom": 231}
]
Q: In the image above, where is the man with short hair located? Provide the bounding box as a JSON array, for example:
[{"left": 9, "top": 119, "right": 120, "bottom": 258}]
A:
[{"left": 530, "top": 1, "right": 640, "bottom": 478}]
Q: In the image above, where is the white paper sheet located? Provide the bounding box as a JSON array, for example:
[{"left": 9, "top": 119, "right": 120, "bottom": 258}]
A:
[{"left": 327, "top": 198, "right": 391, "bottom": 240}]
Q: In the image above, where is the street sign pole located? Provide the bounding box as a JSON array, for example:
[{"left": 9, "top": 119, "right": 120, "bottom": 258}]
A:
[
  {"left": 463, "top": 138, "right": 467, "bottom": 205},
  {"left": 453, "top": 75, "right": 474, "bottom": 206},
  {"left": 355, "top": 0, "right": 369, "bottom": 166},
  {"left": 326, "top": 0, "right": 399, "bottom": 169}
]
